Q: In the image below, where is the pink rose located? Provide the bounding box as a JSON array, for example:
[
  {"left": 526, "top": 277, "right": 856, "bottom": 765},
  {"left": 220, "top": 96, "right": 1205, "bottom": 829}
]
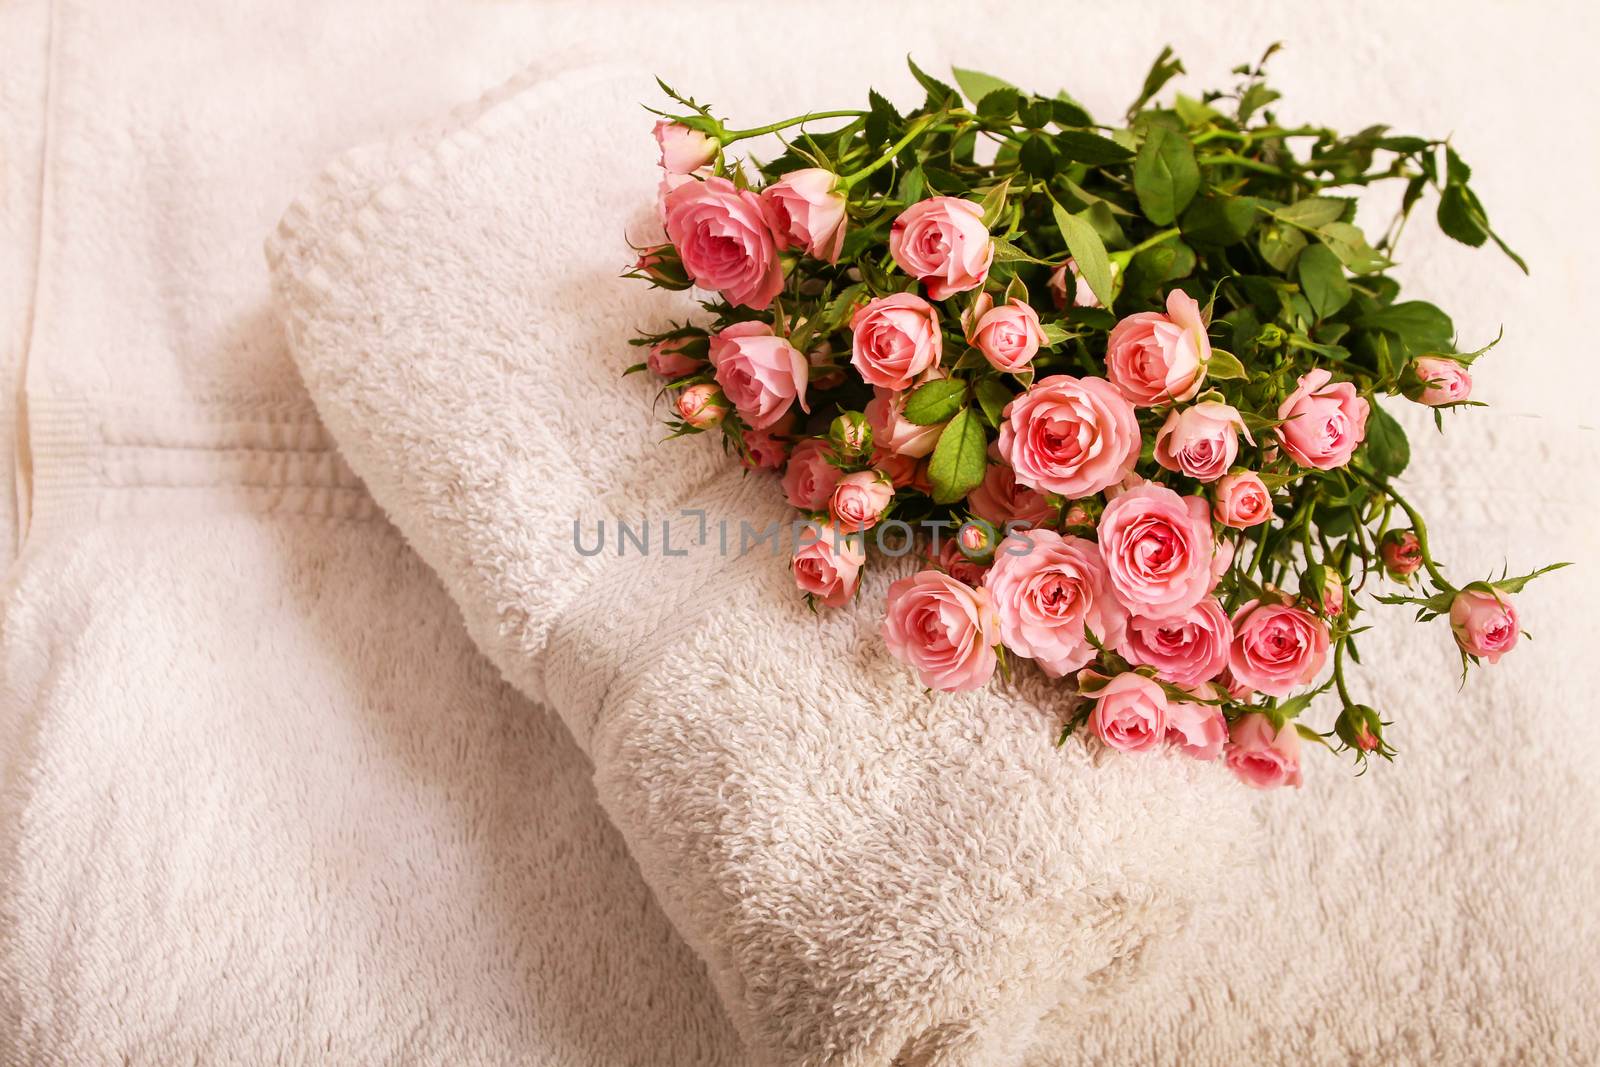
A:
[
  {"left": 865, "top": 382, "right": 944, "bottom": 457},
  {"left": 1166, "top": 687, "right": 1228, "bottom": 761},
  {"left": 966, "top": 294, "right": 1047, "bottom": 373},
  {"left": 740, "top": 430, "right": 789, "bottom": 470},
  {"left": 889, "top": 196, "right": 994, "bottom": 300},
  {"left": 1118, "top": 597, "right": 1232, "bottom": 688},
  {"left": 675, "top": 383, "right": 727, "bottom": 429},
  {"left": 882, "top": 570, "right": 999, "bottom": 693},
  {"left": 936, "top": 535, "right": 990, "bottom": 587},
  {"left": 1097, "top": 484, "right": 1218, "bottom": 614},
  {"left": 1048, "top": 258, "right": 1117, "bottom": 310},
  {"left": 849, "top": 293, "right": 943, "bottom": 390},
  {"left": 792, "top": 524, "right": 865, "bottom": 608},
  {"left": 1213, "top": 472, "right": 1273, "bottom": 529},
  {"left": 632, "top": 245, "right": 690, "bottom": 289},
  {"left": 656, "top": 171, "right": 696, "bottom": 222},
  {"left": 709, "top": 322, "right": 809, "bottom": 431},
  {"left": 1413, "top": 356, "right": 1472, "bottom": 406},
  {"left": 829, "top": 470, "right": 894, "bottom": 532},
  {"left": 871, "top": 448, "right": 920, "bottom": 490},
  {"left": 1225, "top": 712, "right": 1303, "bottom": 789},
  {"left": 647, "top": 336, "right": 703, "bottom": 379},
  {"left": 1228, "top": 600, "right": 1329, "bottom": 698},
  {"left": 1276, "top": 369, "right": 1370, "bottom": 470},
  {"left": 1105, "top": 290, "right": 1211, "bottom": 406},
  {"left": 760, "top": 168, "right": 848, "bottom": 264},
  {"left": 966, "top": 461, "right": 1057, "bottom": 529},
  {"left": 1088, "top": 673, "right": 1167, "bottom": 753},
  {"left": 997, "top": 375, "right": 1141, "bottom": 498},
  {"left": 663, "top": 176, "right": 784, "bottom": 310},
  {"left": 1154, "top": 402, "right": 1252, "bottom": 482},
  {"left": 1380, "top": 528, "right": 1423, "bottom": 578},
  {"left": 984, "top": 530, "right": 1128, "bottom": 677},
  {"left": 781, "top": 438, "right": 841, "bottom": 511},
  {"left": 1450, "top": 587, "right": 1520, "bottom": 663},
  {"left": 654, "top": 119, "right": 719, "bottom": 174}
]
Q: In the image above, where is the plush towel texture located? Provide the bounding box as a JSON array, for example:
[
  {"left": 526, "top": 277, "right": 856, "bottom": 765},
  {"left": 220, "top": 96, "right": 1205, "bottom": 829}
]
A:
[
  {"left": 265, "top": 62, "right": 1251, "bottom": 1067},
  {"left": 3, "top": 2, "right": 1598, "bottom": 1065}
]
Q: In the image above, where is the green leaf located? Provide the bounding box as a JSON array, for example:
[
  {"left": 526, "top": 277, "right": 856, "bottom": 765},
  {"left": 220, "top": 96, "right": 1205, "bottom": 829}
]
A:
[
  {"left": 975, "top": 378, "right": 1013, "bottom": 428},
  {"left": 1133, "top": 126, "right": 1200, "bottom": 225},
  {"left": 1038, "top": 321, "right": 1073, "bottom": 347},
  {"left": 1258, "top": 223, "right": 1307, "bottom": 273},
  {"left": 1052, "top": 129, "right": 1134, "bottom": 165},
  {"left": 928, "top": 408, "right": 989, "bottom": 504},
  {"left": 1363, "top": 401, "right": 1411, "bottom": 477},
  {"left": 1128, "top": 45, "right": 1185, "bottom": 117},
  {"left": 1205, "top": 348, "right": 1247, "bottom": 380},
  {"left": 1361, "top": 300, "right": 1454, "bottom": 352},
  {"left": 907, "top": 56, "right": 959, "bottom": 108},
  {"left": 1492, "top": 561, "right": 1572, "bottom": 595},
  {"left": 976, "top": 87, "right": 1021, "bottom": 120},
  {"left": 1173, "top": 92, "right": 1222, "bottom": 126},
  {"left": 952, "top": 67, "right": 1016, "bottom": 107},
  {"left": 1181, "top": 195, "right": 1257, "bottom": 247},
  {"left": 1052, "top": 202, "right": 1116, "bottom": 308},
  {"left": 978, "top": 176, "right": 1013, "bottom": 229},
  {"left": 1275, "top": 197, "right": 1350, "bottom": 229},
  {"left": 902, "top": 379, "right": 967, "bottom": 426},
  {"left": 1316, "top": 222, "right": 1392, "bottom": 274},
  {"left": 1296, "top": 243, "right": 1352, "bottom": 318},
  {"left": 1050, "top": 94, "right": 1094, "bottom": 128},
  {"left": 1019, "top": 133, "right": 1057, "bottom": 178},
  {"left": 1436, "top": 183, "right": 1489, "bottom": 248}
]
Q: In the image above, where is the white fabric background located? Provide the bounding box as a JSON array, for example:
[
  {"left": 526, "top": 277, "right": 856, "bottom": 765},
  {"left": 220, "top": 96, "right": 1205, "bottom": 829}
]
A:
[{"left": 2, "top": 1, "right": 1597, "bottom": 1064}]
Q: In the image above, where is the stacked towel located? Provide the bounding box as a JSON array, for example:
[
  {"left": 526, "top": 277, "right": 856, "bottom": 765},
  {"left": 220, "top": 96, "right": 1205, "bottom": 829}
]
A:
[{"left": 266, "top": 63, "right": 1251, "bottom": 1067}]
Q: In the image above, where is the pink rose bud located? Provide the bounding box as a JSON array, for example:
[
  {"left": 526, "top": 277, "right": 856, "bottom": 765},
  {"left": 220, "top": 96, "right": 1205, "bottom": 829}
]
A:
[
  {"left": 1088, "top": 673, "right": 1168, "bottom": 753},
  {"left": 1105, "top": 290, "right": 1211, "bottom": 406},
  {"left": 1228, "top": 600, "right": 1330, "bottom": 698},
  {"left": 985, "top": 530, "right": 1128, "bottom": 677},
  {"left": 631, "top": 245, "right": 692, "bottom": 289},
  {"left": 1165, "top": 685, "right": 1228, "bottom": 761},
  {"left": 828, "top": 470, "right": 894, "bottom": 533},
  {"left": 675, "top": 383, "right": 727, "bottom": 429},
  {"left": 966, "top": 294, "right": 1047, "bottom": 374},
  {"left": 653, "top": 119, "right": 719, "bottom": 174},
  {"left": 792, "top": 524, "right": 866, "bottom": 608},
  {"left": 1154, "top": 401, "right": 1253, "bottom": 483},
  {"left": 664, "top": 176, "right": 784, "bottom": 310},
  {"left": 1379, "top": 528, "right": 1423, "bottom": 578},
  {"left": 1212, "top": 472, "right": 1273, "bottom": 529},
  {"left": 955, "top": 520, "right": 996, "bottom": 562},
  {"left": 888, "top": 196, "right": 994, "bottom": 300},
  {"left": 760, "top": 168, "right": 849, "bottom": 263},
  {"left": 781, "top": 438, "right": 842, "bottom": 511},
  {"left": 740, "top": 429, "right": 789, "bottom": 470},
  {"left": 828, "top": 411, "right": 873, "bottom": 457},
  {"left": 1275, "top": 369, "right": 1370, "bottom": 470},
  {"left": 1301, "top": 566, "right": 1344, "bottom": 618},
  {"left": 646, "top": 335, "right": 705, "bottom": 379},
  {"left": 1449, "top": 587, "right": 1520, "bottom": 664},
  {"left": 865, "top": 382, "right": 943, "bottom": 456},
  {"left": 997, "top": 375, "right": 1141, "bottom": 498},
  {"left": 1411, "top": 356, "right": 1473, "bottom": 406},
  {"left": 708, "top": 321, "right": 809, "bottom": 430},
  {"left": 882, "top": 570, "right": 1000, "bottom": 693},
  {"left": 1047, "top": 257, "right": 1119, "bottom": 310},
  {"left": 1225, "top": 712, "right": 1303, "bottom": 789},
  {"left": 849, "top": 294, "right": 943, "bottom": 391},
  {"left": 1062, "top": 503, "right": 1094, "bottom": 529},
  {"left": 1336, "top": 704, "right": 1385, "bottom": 755}
]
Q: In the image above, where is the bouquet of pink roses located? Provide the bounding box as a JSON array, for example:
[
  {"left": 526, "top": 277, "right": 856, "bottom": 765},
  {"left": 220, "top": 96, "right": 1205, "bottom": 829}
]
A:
[{"left": 626, "top": 46, "right": 1564, "bottom": 788}]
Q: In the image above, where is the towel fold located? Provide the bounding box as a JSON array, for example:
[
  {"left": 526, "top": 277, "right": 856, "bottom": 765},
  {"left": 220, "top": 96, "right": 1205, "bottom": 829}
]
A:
[{"left": 267, "top": 64, "right": 1252, "bottom": 1066}]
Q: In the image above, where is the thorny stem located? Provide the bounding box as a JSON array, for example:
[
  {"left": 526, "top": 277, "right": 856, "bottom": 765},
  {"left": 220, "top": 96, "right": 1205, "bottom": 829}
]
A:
[{"left": 1350, "top": 465, "right": 1453, "bottom": 591}]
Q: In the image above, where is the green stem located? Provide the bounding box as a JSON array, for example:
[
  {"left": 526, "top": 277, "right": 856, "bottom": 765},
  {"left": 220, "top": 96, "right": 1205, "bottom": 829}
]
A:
[
  {"left": 1332, "top": 639, "right": 1355, "bottom": 708},
  {"left": 841, "top": 115, "right": 942, "bottom": 190},
  {"left": 721, "top": 110, "right": 867, "bottom": 142},
  {"left": 1350, "top": 465, "right": 1453, "bottom": 591},
  {"left": 1109, "top": 227, "right": 1181, "bottom": 266}
]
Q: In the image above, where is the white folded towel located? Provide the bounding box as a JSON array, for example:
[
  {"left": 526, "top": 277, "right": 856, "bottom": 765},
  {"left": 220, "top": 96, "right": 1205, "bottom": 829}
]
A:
[{"left": 267, "top": 64, "right": 1251, "bottom": 1066}]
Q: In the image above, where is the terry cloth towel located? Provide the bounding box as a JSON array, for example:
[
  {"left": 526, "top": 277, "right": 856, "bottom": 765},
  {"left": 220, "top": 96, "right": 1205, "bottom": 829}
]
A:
[{"left": 267, "top": 63, "right": 1253, "bottom": 1067}]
